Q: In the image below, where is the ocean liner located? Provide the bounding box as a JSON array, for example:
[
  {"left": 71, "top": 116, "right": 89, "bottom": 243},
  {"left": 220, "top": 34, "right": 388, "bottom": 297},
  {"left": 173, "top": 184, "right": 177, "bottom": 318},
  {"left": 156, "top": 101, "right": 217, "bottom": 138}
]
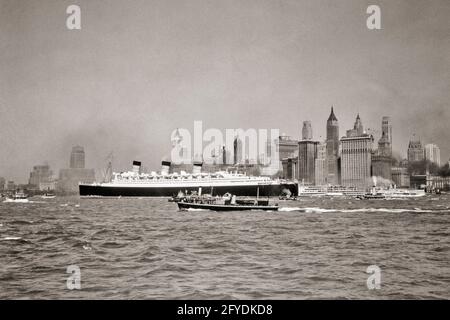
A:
[{"left": 79, "top": 161, "right": 296, "bottom": 197}]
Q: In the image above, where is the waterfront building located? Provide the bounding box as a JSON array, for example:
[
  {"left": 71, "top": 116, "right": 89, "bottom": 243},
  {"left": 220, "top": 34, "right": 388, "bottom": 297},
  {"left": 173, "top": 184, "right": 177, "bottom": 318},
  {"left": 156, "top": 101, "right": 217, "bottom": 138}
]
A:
[
  {"left": 372, "top": 155, "right": 392, "bottom": 181},
  {"left": 315, "top": 142, "right": 327, "bottom": 185},
  {"left": 407, "top": 138, "right": 424, "bottom": 162},
  {"left": 426, "top": 175, "right": 450, "bottom": 191},
  {"left": 298, "top": 121, "right": 318, "bottom": 184},
  {"left": 28, "top": 164, "right": 55, "bottom": 191},
  {"left": 281, "top": 157, "right": 298, "bottom": 180},
  {"left": 57, "top": 146, "right": 95, "bottom": 194},
  {"left": 326, "top": 107, "right": 340, "bottom": 185},
  {"left": 0, "top": 177, "right": 5, "bottom": 190},
  {"left": 391, "top": 167, "right": 410, "bottom": 188},
  {"left": 278, "top": 134, "right": 299, "bottom": 178},
  {"left": 340, "top": 115, "right": 374, "bottom": 188},
  {"left": 6, "top": 181, "right": 15, "bottom": 191},
  {"left": 425, "top": 143, "right": 441, "bottom": 167},
  {"left": 277, "top": 134, "right": 298, "bottom": 160}
]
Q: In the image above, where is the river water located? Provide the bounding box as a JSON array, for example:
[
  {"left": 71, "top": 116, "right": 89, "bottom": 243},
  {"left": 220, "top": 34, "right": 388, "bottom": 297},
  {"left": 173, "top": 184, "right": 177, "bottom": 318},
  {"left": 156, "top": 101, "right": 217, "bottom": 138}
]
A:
[{"left": 0, "top": 195, "right": 449, "bottom": 299}]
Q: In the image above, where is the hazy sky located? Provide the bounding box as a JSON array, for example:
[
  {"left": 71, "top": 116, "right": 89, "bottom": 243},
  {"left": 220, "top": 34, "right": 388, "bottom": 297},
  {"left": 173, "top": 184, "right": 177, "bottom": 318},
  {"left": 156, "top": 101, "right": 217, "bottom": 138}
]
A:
[{"left": 1, "top": 0, "right": 449, "bottom": 183}]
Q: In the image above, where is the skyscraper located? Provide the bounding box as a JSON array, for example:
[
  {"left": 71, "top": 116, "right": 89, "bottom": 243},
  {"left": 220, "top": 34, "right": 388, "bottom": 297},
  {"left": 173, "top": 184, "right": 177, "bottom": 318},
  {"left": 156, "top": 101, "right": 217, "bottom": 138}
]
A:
[
  {"left": 346, "top": 113, "right": 365, "bottom": 137},
  {"left": 28, "top": 164, "right": 55, "bottom": 191},
  {"left": 233, "top": 136, "right": 243, "bottom": 165},
  {"left": 301, "top": 121, "right": 313, "bottom": 140},
  {"left": 378, "top": 116, "right": 392, "bottom": 156},
  {"left": 372, "top": 116, "right": 393, "bottom": 180},
  {"left": 315, "top": 142, "right": 327, "bottom": 185},
  {"left": 407, "top": 138, "right": 424, "bottom": 162},
  {"left": 340, "top": 114, "right": 374, "bottom": 188},
  {"left": 425, "top": 143, "right": 441, "bottom": 167},
  {"left": 298, "top": 121, "right": 318, "bottom": 184},
  {"left": 326, "top": 107, "right": 339, "bottom": 185},
  {"left": 58, "top": 146, "right": 95, "bottom": 194},
  {"left": 70, "top": 146, "right": 85, "bottom": 169}
]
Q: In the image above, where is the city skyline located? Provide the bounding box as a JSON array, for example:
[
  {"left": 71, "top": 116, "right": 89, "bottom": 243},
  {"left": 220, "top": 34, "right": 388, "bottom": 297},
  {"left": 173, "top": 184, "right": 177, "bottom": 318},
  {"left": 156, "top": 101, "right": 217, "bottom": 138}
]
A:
[{"left": 1, "top": 0, "right": 449, "bottom": 183}]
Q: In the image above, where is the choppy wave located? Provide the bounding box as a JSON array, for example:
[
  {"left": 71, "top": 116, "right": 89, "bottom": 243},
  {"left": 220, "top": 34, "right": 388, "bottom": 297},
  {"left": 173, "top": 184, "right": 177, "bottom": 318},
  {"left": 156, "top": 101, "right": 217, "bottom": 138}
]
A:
[
  {"left": 3, "top": 199, "right": 30, "bottom": 203},
  {"left": 1, "top": 236, "right": 22, "bottom": 241},
  {"left": 2, "top": 199, "right": 46, "bottom": 204},
  {"left": 279, "top": 207, "right": 446, "bottom": 214}
]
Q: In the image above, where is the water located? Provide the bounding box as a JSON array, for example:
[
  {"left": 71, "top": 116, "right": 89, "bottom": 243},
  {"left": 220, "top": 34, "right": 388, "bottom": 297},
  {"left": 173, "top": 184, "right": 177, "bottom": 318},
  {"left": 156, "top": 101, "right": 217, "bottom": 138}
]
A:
[{"left": 0, "top": 195, "right": 449, "bottom": 299}]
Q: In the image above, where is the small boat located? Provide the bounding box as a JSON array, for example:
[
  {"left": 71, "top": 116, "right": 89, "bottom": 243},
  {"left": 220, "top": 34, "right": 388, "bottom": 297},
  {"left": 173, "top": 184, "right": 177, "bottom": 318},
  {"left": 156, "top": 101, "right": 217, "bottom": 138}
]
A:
[
  {"left": 176, "top": 193, "right": 278, "bottom": 211},
  {"left": 4, "top": 191, "right": 29, "bottom": 203},
  {"left": 41, "top": 192, "right": 56, "bottom": 199}
]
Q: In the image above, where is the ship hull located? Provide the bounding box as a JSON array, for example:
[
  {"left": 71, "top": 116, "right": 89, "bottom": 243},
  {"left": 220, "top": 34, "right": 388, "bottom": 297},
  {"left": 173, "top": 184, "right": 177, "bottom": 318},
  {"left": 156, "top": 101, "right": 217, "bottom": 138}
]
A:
[
  {"left": 177, "top": 201, "right": 279, "bottom": 211},
  {"left": 79, "top": 183, "right": 297, "bottom": 197}
]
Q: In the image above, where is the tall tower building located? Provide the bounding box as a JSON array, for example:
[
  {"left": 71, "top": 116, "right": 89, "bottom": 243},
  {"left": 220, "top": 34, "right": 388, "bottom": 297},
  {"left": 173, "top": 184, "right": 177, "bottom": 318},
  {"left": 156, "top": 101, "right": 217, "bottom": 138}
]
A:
[
  {"left": 315, "top": 142, "right": 327, "bottom": 185},
  {"left": 298, "top": 121, "right": 318, "bottom": 184},
  {"left": 378, "top": 116, "right": 392, "bottom": 156},
  {"left": 326, "top": 107, "right": 340, "bottom": 185},
  {"left": 372, "top": 116, "right": 393, "bottom": 180},
  {"left": 346, "top": 113, "right": 365, "bottom": 137},
  {"left": 233, "top": 136, "right": 243, "bottom": 165},
  {"left": 425, "top": 143, "right": 441, "bottom": 167},
  {"left": 354, "top": 114, "right": 364, "bottom": 135},
  {"left": 341, "top": 115, "right": 374, "bottom": 188},
  {"left": 70, "top": 146, "right": 85, "bottom": 169},
  {"left": 407, "top": 138, "right": 424, "bottom": 162},
  {"left": 302, "top": 121, "right": 313, "bottom": 140}
]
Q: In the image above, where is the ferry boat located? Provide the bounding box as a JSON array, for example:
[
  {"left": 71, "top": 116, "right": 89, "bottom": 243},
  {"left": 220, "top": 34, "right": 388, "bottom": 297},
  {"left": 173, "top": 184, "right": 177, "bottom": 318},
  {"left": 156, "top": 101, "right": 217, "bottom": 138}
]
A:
[
  {"left": 176, "top": 193, "right": 279, "bottom": 211},
  {"left": 3, "top": 191, "right": 29, "bottom": 203},
  {"left": 79, "top": 161, "right": 297, "bottom": 197},
  {"left": 297, "top": 185, "right": 365, "bottom": 197},
  {"left": 357, "top": 187, "right": 426, "bottom": 200},
  {"left": 384, "top": 188, "right": 426, "bottom": 198}
]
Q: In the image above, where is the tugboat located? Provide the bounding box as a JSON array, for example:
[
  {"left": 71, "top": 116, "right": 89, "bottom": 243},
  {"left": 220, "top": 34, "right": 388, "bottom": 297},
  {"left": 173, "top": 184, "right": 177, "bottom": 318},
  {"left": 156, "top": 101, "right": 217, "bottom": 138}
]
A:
[
  {"left": 41, "top": 192, "right": 56, "bottom": 199},
  {"left": 176, "top": 192, "right": 279, "bottom": 211}
]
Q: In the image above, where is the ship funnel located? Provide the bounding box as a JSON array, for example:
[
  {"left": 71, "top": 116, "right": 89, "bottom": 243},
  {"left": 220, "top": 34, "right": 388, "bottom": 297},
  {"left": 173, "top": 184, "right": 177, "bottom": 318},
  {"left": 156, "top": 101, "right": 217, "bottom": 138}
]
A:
[
  {"left": 132, "top": 161, "right": 142, "bottom": 175},
  {"left": 192, "top": 161, "right": 203, "bottom": 174},
  {"left": 161, "top": 161, "right": 171, "bottom": 175}
]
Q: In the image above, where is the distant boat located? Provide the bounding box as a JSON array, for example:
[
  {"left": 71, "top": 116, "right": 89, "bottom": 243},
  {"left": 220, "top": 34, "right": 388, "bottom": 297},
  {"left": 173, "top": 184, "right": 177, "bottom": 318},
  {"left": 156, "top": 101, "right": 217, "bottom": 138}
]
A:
[
  {"left": 4, "top": 191, "right": 29, "bottom": 203},
  {"left": 41, "top": 192, "right": 56, "bottom": 199},
  {"left": 357, "top": 187, "right": 426, "bottom": 200},
  {"left": 297, "top": 185, "right": 364, "bottom": 197}
]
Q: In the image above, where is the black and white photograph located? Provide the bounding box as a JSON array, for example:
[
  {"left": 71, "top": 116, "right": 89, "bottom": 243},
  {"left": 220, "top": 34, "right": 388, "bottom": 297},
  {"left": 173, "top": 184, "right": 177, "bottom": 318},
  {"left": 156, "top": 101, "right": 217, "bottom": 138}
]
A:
[{"left": 0, "top": 0, "right": 449, "bottom": 308}]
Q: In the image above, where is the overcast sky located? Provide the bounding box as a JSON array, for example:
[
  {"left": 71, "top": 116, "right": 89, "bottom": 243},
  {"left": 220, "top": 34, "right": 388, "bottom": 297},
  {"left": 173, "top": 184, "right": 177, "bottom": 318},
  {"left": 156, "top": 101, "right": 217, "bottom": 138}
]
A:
[{"left": 1, "top": 0, "right": 449, "bottom": 182}]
